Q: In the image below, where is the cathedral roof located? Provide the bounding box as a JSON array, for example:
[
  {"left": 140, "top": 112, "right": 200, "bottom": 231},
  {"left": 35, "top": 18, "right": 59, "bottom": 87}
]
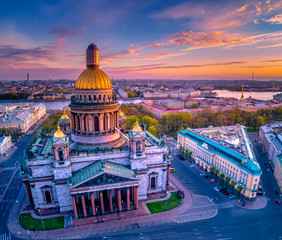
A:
[
  {"left": 68, "top": 160, "right": 138, "bottom": 188},
  {"left": 75, "top": 68, "right": 112, "bottom": 90},
  {"left": 75, "top": 43, "right": 112, "bottom": 90}
]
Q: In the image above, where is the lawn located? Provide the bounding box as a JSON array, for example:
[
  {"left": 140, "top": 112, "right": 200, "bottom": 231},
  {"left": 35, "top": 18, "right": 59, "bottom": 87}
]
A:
[
  {"left": 146, "top": 191, "right": 182, "bottom": 214},
  {"left": 19, "top": 213, "right": 64, "bottom": 231}
]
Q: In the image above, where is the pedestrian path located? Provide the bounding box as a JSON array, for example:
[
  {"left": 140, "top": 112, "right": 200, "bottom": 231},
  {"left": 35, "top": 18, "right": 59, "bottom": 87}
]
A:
[
  {"left": 0, "top": 233, "right": 12, "bottom": 240},
  {"left": 172, "top": 194, "right": 218, "bottom": 224}
]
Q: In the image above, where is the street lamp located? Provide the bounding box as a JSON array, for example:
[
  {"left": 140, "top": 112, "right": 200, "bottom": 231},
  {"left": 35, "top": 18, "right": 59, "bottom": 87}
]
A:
[
  {"left": 165, "top": 191, "right": 168, "bottom": 211},
  {"left": 38, "top": 209, "right": 45, "bottom": 231}
]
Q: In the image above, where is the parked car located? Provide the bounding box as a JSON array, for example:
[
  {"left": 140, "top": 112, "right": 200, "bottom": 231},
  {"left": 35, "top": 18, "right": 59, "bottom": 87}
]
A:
[
  {"left": 170, "top": 168, "right": 176, "bottom": 173},
  {"left": 223, "top": 191, "right": 229, "bottom": 195},
  {"left": 204, "top": 175, "right": 209, "bottom": 178},
  {"left": 210, "top": 179, "right": 215, "bottom": 183},
  {"left": 220, "top": 188, "right": 227, "bottom": 192},
  {"left": 275, "top": 199, "right": 280, "bottom": 205},
  {"left": 214, "top": 187, "right": 219, "bottom": 192},
  {"left": 257, "top": 191, "right": 264, "bottom": 196},
  {"left": 229, "top": 195, "right": 235, "bottom": 199},
  {"left": 190, "top": 164, "right": 195, "bottom": 168}
]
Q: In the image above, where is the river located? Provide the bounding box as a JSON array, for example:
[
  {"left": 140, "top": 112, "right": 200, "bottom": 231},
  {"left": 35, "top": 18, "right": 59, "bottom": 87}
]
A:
[
  {"left": 215, "top": 90, "right": 280, "bottom": 100},
  {"left": 0, "top": 91, "right": 280, "bottom": 110}
]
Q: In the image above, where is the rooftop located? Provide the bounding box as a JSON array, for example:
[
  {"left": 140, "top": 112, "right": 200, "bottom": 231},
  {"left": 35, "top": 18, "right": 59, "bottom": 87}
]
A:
[{"left": 178, "top": 125, "right": 261, "bottom": 174}]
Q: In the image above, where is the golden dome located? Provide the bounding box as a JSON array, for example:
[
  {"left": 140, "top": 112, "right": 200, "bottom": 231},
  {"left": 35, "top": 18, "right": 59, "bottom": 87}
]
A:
[
  {"left": 119, "top": 111, "right": 125, "bottom": 117},
  {"left": 132, "top": 121, "right": 142, "bottom": 132},
  {"left": 61, "top": 110, "right": 69, "bottom": 119},
  {"left": 54, "top": 124, "right": 65, "bottom": 138},
  {"left": 75, "top": 68, "right": 112, "bottom": 90}
]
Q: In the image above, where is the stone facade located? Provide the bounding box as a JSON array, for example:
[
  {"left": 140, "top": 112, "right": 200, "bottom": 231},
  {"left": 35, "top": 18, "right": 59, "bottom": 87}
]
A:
[{"left": 21, "top": 43, "right": 171, "bottom": 219}]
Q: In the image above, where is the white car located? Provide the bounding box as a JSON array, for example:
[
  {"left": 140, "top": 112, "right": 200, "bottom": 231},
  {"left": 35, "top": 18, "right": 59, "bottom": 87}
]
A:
[{"left": 214, "top": 187, "right": 219, "bottom": 192}]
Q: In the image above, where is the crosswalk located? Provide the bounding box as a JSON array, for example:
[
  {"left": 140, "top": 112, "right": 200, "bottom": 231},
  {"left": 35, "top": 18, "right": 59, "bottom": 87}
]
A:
[{"left": 0, "top": 233, "right": 11, "bottom": 240}]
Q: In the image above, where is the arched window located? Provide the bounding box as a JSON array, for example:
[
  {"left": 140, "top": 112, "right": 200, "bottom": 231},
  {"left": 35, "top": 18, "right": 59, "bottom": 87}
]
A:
[
  {"left": 103, "top": 114, "right": 107, "bottom": 131},
  {"left": 83, "top": 115, "right": 87, "bottom": 132},
  {"left": 45, "top": 191, "right": 52, "bottom": 204},
  {"left": 136, "top": 141, "right": 141, "bottom": 153},
  {"left": 58, "top": 148, "right": 64, "bottom": 161},
  {"left": 94, "top": 116, "right": 99, "bottom": 132},
  {"left": 94, "top": 95, "right": 97, "bottom": 101},
  {"left": 151, "top": 177, "right": 156, "bottom": 189}
]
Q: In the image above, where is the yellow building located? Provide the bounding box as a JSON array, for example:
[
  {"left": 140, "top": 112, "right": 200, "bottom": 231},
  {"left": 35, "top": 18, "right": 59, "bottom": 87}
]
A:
[
  {"left": 177, "top": 125, "right": 262, "bottom": 199},
  {"left": 274, "top": 154, "right": 282, "bottom": 192}
]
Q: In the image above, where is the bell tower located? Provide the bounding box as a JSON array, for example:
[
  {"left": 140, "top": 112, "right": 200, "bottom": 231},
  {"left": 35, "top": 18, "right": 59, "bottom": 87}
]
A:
[
  {"left": 52, "top": 124, "right": 69, "bottom": 164},
  {"left": 129, "top": 122, "right": 146, "bottom": 159}
]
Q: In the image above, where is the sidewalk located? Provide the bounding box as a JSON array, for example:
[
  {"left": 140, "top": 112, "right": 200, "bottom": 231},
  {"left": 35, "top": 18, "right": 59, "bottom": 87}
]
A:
[
  {"left": 232, "top": 196, "right": 267, "bottom": 210},
  {"left": 8, "top": 175, "right": 194, "bottom": 240}
]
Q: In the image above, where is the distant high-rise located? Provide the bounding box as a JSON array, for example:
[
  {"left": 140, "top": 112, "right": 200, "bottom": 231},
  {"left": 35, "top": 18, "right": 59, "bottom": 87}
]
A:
[{"left": 27, "top": 73, "right": 29, "bottom": 81}]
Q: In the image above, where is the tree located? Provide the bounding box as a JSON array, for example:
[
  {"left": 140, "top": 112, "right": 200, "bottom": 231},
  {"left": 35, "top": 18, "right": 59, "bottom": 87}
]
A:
[
  {"left": 209, "top": 166, "right": 216, "bottom": 176},
  {"left": 231, "top": 181, "right": 236, "bottom": 194},
  {"left": 181, "top": 146, "right": 185, "bottom": 156},
  {"left": 214, "top": 169, "right": 220, "bottom": 181},
  {"left": 225, "top": 177, "right": 231, "bottom": 188},
  {"left": 126, "top": 116, "right": 139, "bottom": 130},
  {"left": 237, "top": 186, "right": 243, "bottom": 198},
  {"left": 215, "top": 114, "right": 228, "bottom": 126},
  {"left": 190, "top": 103, "right": 198, "bottom": 109},
  {"left": 257, "top": 116, "right": 265, "bottom": 130},
  {"left": 148, "top": 125, "right": 157, "bottom": 137},
  {"left": 220, "top": 173, "right": 225, "bottom": 185},
  {"left": 187, "top": 151, "right": 192, "bottom": 160},
  {"left": 185, "top": 149, "right": 189, "bottom": 160},
  {"left": 179, "top": 146, "right": 183, "bottom": 154},
  {"left": 141, "top": 116, "right": 158, "bottom": 128}
]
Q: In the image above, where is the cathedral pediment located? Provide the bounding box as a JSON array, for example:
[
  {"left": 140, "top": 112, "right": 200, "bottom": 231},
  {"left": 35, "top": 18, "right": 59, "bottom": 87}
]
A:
[
  {"left": 68, "top": 160, "right": 139, "bottom": 189},
  {"left": 72, "top": 173, "right": 136, "bottom": 189}
]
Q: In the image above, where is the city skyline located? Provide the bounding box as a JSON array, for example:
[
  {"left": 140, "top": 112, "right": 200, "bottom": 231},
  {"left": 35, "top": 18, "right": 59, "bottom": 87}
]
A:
[{"left": 1, "top": 0, "right": 282, "bottom": 80}]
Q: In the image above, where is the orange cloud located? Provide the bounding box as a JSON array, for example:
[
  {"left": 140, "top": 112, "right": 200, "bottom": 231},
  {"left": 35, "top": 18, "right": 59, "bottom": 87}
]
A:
[{"left": 265, "top": 14, "right": 282, "bottom": 24}]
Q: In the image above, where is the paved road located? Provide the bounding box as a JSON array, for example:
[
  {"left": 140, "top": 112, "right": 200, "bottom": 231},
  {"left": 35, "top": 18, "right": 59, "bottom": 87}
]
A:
[
  {"left": 0, "top": 118, "right": 45, "bottom": 240},
  {"left": 2, "top": 131, "right": 282, "bottom": 240},
  {"left": 85, "top": 135, "right": 281, "bottom": 240}
]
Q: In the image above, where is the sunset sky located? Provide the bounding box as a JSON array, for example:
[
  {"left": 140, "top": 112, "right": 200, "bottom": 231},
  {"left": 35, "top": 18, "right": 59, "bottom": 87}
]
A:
[{"left": 1, "top": 0, "right": 282, "bottom": 80}]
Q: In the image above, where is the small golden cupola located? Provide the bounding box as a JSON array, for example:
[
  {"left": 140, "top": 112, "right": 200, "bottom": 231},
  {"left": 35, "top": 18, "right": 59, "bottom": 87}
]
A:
[
  {"left": 61, "top": 110, "right": 69, "bottom": 120},
  {"left": 132, "top": 121, "right": 143, "bottom": 132},
  {"left": 54, "top": 124, "right": 65, "bottom": 138},
  {"left": 75, "top": 43, "right": 112, "bottom": 90}
]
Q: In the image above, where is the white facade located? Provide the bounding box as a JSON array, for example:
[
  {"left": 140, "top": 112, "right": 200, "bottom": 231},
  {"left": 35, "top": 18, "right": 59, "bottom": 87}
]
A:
[
  {"left": 0, "top": 136, "right": 12, "bottom": 155},
  {"left": 0, "top": 103, "right": 46, "bottom": 133}
]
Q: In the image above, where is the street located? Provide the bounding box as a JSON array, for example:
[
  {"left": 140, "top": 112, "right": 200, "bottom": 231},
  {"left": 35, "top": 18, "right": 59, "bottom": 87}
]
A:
[
  {"left": 0, "top": 131, "right": 282, "bottom": 240},
  {"left": 0, "top": 117, "right": 46, "bottom": 240},
  {"left": 90, "top": 135, "right": 281, "bottom": 240}
]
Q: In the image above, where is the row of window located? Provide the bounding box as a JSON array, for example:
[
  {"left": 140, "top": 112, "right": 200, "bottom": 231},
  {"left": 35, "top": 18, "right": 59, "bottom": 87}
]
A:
[{"left": 76, "top": 94, "right": 112, "bottom": 102}]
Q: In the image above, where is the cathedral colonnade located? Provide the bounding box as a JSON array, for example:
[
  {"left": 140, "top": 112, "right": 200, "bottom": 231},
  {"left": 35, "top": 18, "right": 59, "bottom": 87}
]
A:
[
  {"left": 71, "top": 186, "right": 139, "bottom": 218},
  {"left": 71, "top": 112, "right": 119, "bottom": 135}
]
